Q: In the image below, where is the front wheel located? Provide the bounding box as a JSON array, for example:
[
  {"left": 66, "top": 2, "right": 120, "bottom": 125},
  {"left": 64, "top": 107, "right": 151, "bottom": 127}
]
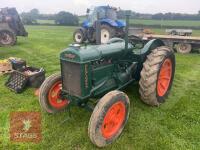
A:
[
  {"left": 139, "top": 46, "right": 175, "bottom": 106},
  {"left": 39, "top": 73, "right": 69, "bottom": 114},
  {"left": 88, "top": 90, "right": 130, "bottom": 147},
  {"left": 0, "top": 30, "right": 16, "bottom": 46},
  {"left": 73, "top": 29, "right": 85, "bottom": 44}
]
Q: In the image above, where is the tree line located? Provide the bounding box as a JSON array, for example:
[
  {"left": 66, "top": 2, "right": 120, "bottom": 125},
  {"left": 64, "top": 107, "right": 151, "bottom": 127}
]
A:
[
  {"left": 117, "top": 10, "right": 200, "bottom": 20},
  {"left": 21, "top": 9, "right": 79, "bottom": 25}
]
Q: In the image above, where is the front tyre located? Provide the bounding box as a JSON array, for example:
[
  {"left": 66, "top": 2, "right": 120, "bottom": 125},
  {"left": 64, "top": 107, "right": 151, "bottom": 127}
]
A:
[
  {"left": 73, "top": 29, "right": 85, "bottom": 44},
  {"left": 88, "top": 90, "right": 130, "bottom": 147},
  {"left": 39, "top": 73, "right": 69, "bottom": 114},
  {"left": 0, "top": 30, "right": 16, "bottom": 46},
  {"left": 139, "top": 46, "right": 175, "bottom": 106}
]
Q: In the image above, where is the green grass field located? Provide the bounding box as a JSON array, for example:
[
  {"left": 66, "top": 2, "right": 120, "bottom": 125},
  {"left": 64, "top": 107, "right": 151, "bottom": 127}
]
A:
[{"left": 0, "top": 26, "right": 200, "bottom": 150}]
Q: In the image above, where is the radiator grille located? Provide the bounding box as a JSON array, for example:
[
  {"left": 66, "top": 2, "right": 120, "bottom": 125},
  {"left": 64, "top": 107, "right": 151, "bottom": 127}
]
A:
[{"left": 61, "top": 61, "right": 82, "bottom": 96}]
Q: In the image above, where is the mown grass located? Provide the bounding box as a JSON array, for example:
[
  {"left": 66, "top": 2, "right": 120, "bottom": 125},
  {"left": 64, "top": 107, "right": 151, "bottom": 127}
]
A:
[{"left": 0, "top": 26, "right": 200, "bottom": 150}]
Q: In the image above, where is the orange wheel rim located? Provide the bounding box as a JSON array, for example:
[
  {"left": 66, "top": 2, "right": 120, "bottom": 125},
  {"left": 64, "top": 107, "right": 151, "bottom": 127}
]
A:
[
  {"left": 101, "top": 101, "right": 126, "bottom": 139},
  {"left": 48, "top": 81, "right": 69, "bottom": 109},
  {"left": 157, "top": 58, "right": 172, "bottom": 97}
]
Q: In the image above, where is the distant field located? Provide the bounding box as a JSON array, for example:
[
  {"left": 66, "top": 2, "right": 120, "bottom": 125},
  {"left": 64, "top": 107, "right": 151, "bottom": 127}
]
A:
[
  {"left": 37, "top": 19, "right": 55, "bottom": 24},
  {"left": 130, "top": 19, "right": 200, "bottom": 27}
]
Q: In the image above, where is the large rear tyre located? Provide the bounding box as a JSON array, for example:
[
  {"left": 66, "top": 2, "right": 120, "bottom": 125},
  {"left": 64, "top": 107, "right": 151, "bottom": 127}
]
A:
[
  {"left": 0, "top": 30, "right": 16, "bottom": 46},
  {"left": 39, "top": 73, "right": 69, "bottom": 114},
  {"left": 176, "top": 43, "right": 192, "bottom": 54},
  {"left": 139, "top": 46, "right": 175, "bottom": 106},
  {"left": 100, "top": 24, "right": 115, "bottom": 44},
  {"left": 88, "top": 90, "right": 130, "bottom": 147}
]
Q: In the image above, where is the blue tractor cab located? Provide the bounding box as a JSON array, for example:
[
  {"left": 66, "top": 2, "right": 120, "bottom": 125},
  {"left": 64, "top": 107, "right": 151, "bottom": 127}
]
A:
[{"left": 73, "top": 6, "right": 126, "bottom": 44}]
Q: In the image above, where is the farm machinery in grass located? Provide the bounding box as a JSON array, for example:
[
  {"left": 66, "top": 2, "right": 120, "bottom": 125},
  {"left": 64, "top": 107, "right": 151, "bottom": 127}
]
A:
[
  {"left": 39, "top": 13, "right": 176, "bottom": 147},
  {"left": 0, "top": 8, "right": 28, "bottom": 46},
  {"left": 73, "top": 6, "right": 126, "bottom": 44}
]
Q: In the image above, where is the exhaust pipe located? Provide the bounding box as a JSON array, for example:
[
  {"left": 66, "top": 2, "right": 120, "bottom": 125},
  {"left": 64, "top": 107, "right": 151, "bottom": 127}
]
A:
[
  {"left": 125, "top": 11, "right": 131, "bottom": 50},
  {"left": 95, "top": 12, "right": 101, "bottom": 45}
]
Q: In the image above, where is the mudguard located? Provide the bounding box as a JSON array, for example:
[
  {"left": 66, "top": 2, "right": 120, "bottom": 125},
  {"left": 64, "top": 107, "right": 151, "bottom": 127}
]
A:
[
  {"left": 115, "top": 20, "right": 126, "bottom": 28},
  {"left": 0, "top": 23, "right": 13, "bottom": 32},
  {"left": 76, "top": 27, "right": 86, "bottom": 33},
  {"left": 82, "top": 19, "right": 126, "bottom": 29},
  {"left": 100, "top": 19, "right": 125, "bottom": 28},
  {"left": 82, "top": 20, "right": 92, "bottom": 28},
  {"left": 133, "top": 39, "right": 166, "bottom": 80},
  {"left": 140, "top": 39, "right": 165, "bottom": 56}
]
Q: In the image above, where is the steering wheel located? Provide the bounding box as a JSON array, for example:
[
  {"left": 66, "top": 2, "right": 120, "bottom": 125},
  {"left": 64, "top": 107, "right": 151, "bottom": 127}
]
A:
[{"left": 128, "top": 35, "right": 144, "bottom": 48}]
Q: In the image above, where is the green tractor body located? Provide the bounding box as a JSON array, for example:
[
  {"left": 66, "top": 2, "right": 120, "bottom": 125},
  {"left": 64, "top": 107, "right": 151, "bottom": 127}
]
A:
[
  {"left": 60, "top": 39, "right": 164, "bottom": 105},
  {"left": 39, "top": 13, "right": 175, "bottom": 147}
]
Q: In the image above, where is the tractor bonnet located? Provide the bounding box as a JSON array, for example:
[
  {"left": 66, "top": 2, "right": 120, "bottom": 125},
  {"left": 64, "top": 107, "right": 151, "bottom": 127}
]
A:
[{"left": 60, "top": 42, "right": 133, "bottom": 63}]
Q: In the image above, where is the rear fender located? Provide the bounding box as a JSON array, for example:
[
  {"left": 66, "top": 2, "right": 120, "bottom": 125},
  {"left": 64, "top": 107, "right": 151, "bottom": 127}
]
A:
[
  {"left": 77, "top": 27, "right": 86, "bottom": 33},
  {"left": 100, "top": 19, "right": 118, "bottom": 27},
  {"left": 82, "top": 20, "right": 91, "bottom": 28},
  {"left": 0, "top": 23, "right": 13, "bottom": 32},
  {"left": 133, "top": 39, "right": 165, "bottom": 80},
  {"left": 141, "top": 39, "right": 165, "bottom": 54},
  {"left": 115, "top": 20, "right": 126, "bottom": 28},
  {"left": 140, "top": 39, "right": 165, "bottom": 62}
]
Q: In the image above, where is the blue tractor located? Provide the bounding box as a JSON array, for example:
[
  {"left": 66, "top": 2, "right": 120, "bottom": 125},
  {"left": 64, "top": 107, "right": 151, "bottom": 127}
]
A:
[{"left": 73, "top": 6, "right": 126, "bottom": 44}]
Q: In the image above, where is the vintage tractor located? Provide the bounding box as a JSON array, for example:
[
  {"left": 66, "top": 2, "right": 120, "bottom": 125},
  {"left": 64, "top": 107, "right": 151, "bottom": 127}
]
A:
[
  {"left": 73, "top": 6, "right": 125, "bottom": 44},
  {"left": 39, "top": 13, "right": 176, "bottom": 147},
  {"left": 0, "top": 7, "right": 28, "bottom": 46}
]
